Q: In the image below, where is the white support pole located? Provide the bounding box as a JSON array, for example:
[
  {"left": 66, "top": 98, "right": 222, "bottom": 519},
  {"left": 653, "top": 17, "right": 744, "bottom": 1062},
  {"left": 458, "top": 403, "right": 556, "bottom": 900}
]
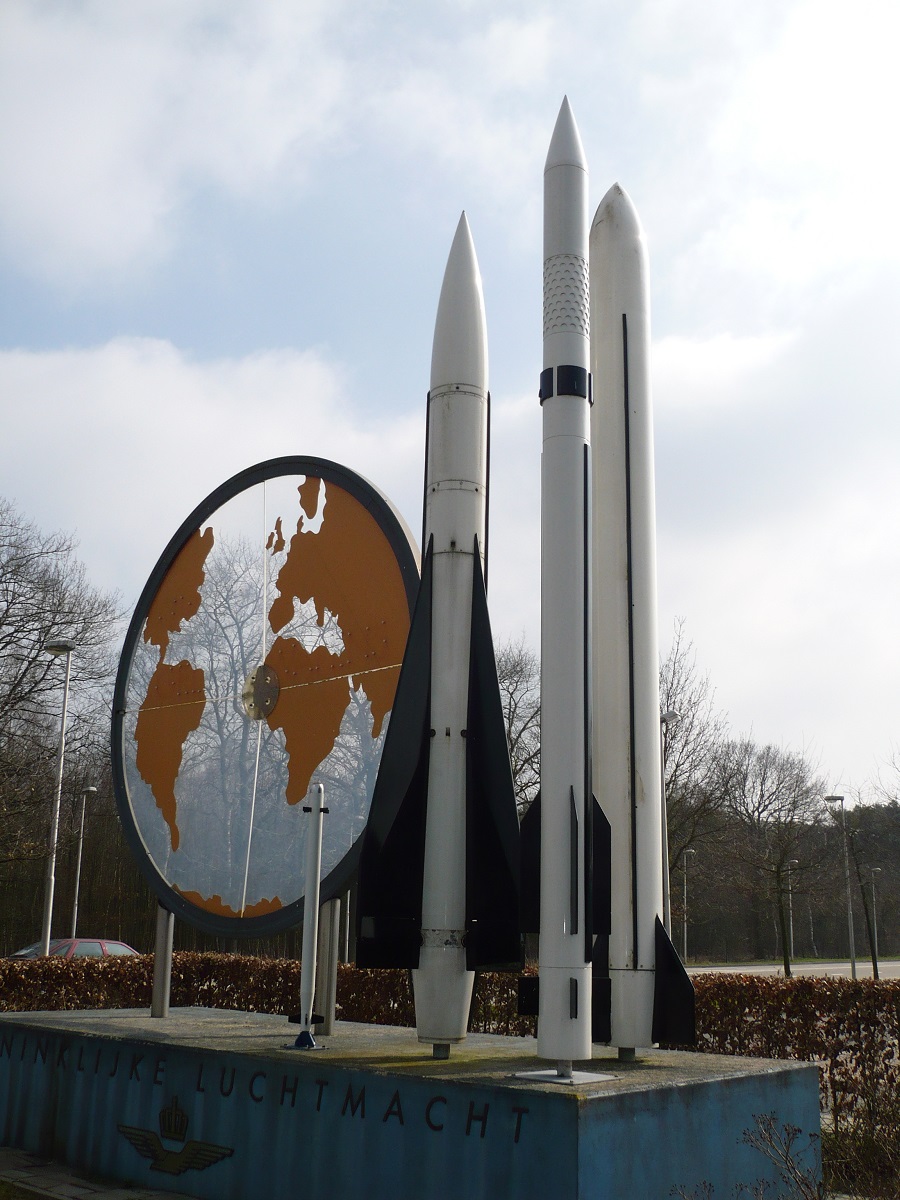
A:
[
  {"left": 295, "top": 783, "right": 326, "bottom": 1048},
  {"left": 151, "top": 905, "right": 174, "bottom": 1018}
]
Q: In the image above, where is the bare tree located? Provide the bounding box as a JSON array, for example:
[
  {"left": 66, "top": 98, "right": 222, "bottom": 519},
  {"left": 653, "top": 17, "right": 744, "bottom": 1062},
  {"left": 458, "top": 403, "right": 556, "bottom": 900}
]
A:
[
  {"left": 717, "top": 738, "right": 827, "bottom": 975},
  {"left": 495, "top": 635, "right": 540, "bottom": 816},
  {"left": 659, "top": 619, "right": 730, "bottom": 871},
  {"left": 0, "top": 498, "right": 120, "bottom": 872}
]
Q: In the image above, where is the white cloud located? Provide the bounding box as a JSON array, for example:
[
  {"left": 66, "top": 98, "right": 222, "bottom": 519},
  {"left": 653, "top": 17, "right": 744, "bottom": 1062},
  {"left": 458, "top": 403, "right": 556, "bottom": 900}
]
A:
[
  {"left": 0, "top": 338, "right": 424, "bottom": 606},
  {"left": 0, "top": 0, "right": 350, "bottom": 285},
  {"left": 653, "top": 331, "right": 795, "bottom": 412},
  {"left": 658, "top": 442, "right": 900, "bottom": 785},
  {"left": 701, "top": 0, "right": 900, "bottom": 290}
]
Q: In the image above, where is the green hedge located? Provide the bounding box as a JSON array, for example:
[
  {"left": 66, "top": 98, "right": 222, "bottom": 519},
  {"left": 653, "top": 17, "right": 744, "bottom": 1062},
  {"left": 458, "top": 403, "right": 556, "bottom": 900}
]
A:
[{"left": 3, "top": 957, "right": 898, "bottom": 1125}]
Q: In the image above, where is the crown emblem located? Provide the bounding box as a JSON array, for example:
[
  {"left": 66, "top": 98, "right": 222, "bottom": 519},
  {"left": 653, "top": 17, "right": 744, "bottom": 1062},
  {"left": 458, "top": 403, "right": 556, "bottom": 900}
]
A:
[{"left": 158, "top": 1096, "right": 189, "bottom": 1143}]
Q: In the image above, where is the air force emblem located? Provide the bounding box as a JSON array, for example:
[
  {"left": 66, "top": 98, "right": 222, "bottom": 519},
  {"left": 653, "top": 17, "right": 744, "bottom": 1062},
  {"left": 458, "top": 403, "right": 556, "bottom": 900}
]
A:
[{"left": 118, "top": 1096, "right": 234, "bottom": 1176}]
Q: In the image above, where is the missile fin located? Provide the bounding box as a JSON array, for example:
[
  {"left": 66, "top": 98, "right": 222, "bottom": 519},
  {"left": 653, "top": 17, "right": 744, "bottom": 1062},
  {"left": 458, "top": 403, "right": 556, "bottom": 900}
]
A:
[
  {"left": 651, "top": 916, "right": 696, "bottom": 1045},
  {"left": 590, "top": 796, "right": 612, "bottom": 1041},
  {"left": 464, "top": 536, "right": 522, "bottom": 970},
  {"left": 355, "top": 540, "right": 434, "bottom": 968},
  {"left": 591, "top": 796, "right": 611, "bottom": 937},
  {"left": 519, "top": 790, "right": 541, "bottom": 936}
]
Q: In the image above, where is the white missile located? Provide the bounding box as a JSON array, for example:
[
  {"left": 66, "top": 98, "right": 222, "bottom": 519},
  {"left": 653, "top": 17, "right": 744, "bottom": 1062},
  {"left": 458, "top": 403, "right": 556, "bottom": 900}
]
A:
[
  {"left": 537, "top": 97, "right": 594, "bottom": 1069},
  {"left": 589, "top": 183, "right": 694, "bottom": 1051},
  {"left": 412, "top": 212, "right": 488, "bottom": 1050},
  {"left": 356, "top": 214, "right": 521, "bottom": 1056}
]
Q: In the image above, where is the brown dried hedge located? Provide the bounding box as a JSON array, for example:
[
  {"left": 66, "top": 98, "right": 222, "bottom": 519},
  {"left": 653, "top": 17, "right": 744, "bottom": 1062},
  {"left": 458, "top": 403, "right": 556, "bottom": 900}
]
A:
[{"left": 2, "top": 958, "right": 898, "bottom": 1123}]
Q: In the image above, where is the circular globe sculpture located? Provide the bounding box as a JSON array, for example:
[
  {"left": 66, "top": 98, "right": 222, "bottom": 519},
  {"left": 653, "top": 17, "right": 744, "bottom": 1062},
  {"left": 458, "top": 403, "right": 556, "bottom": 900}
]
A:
[{"left": 112, "top": 457, "right": 418, "bottom": 936}]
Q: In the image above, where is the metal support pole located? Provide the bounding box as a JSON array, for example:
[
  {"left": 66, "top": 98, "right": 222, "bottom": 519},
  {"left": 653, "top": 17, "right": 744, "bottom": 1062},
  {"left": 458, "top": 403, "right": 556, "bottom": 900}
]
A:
[
  {"left": 839, "top": 798, "right": 857, "bottom": 980},
  {"left": 659, "top": 712, "right": 679, "bottom": 936},
  {"left": 151, "top": 905, "right": 175, "bottom": 1018},
  {"left": 315, "top": 897, "right": 341, "bottom": 1035},
  {"left": 70, "top": 786, "right": 96, "bottom": 939},
  {"left": 295, "top": 784, "right": 326, "bottom": 1048},
  {"left": 870, "top": 867, "right": 881, "bottom": 980},
  {"left": 682, "top": 849, "right": 695, "bottom": 962},
  {"left": 40, "top": 644, "right": 73, "bottom": 956},
  {"left": 339, "top": 889, "right": 350, "bottom": 963},
  {"left": 787, "top": 859, "right": 798, "bottom": 965}
]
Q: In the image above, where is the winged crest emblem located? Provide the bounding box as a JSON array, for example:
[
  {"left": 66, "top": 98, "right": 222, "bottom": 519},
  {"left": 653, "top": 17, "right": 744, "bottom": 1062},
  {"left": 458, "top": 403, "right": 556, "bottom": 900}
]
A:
[{"left": 118, "top": 1096, "right": 234, "bottom": 1176}]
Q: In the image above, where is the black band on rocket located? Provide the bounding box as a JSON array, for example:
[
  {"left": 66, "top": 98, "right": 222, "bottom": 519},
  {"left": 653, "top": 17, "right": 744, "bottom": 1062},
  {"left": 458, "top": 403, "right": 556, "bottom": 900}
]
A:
[{"left": 539, "top": 366, "right": 592, "bottom": 403}]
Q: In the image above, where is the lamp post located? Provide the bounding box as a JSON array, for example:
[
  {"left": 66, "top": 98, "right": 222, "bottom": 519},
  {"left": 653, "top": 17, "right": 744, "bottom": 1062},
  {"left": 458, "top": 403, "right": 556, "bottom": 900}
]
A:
[
  {"left": 70, "top": 785, "right": 97, "bottom": 938},
  {"left": 40, "top": 638, "right": 75, "bottom": 957},
  {"left": 683, "top": 848, "right": 696, "bottom": 962},
  {"left": 786, "top": 859, "right": 799, "bottom": 963},
  {"left": 826, "top": 795, "right": 856, "bottom": 980},
  {"left": 660, "top": 710, "right": 680, "bottom": 935},
  {"left": 869, "top": 867, "right": 882, "bottom": 980}
]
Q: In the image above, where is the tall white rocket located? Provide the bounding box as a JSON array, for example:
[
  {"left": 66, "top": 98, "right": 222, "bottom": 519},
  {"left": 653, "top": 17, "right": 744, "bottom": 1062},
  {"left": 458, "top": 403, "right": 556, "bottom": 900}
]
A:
[
  {"left": 590, "top": 183, "right": 693, "bottom": 1050},
  {"left": 538, "top": 97, "right": 594, "bottom": 1067},
  {"left": 412, "top": 212, "right": 488, "bottom": 1048},
  {"left": 356, "top": 215, "right": 522, "bottom": 1057}
]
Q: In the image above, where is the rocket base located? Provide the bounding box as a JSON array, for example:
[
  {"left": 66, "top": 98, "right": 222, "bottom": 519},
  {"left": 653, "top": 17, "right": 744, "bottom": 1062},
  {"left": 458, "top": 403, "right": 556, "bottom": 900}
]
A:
[
  {"left": 412, "top": 946, "right": 474, "bottom": 1046},
  {"left": 0, "top": 1008, "right": 821, "bottom": 1200}
]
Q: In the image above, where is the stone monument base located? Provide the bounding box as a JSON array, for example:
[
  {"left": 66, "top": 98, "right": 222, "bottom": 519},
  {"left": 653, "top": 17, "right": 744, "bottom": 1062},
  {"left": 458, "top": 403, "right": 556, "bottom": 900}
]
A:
[{"left": 0, "top": 1009, "right": 820, "bottom": 1199}]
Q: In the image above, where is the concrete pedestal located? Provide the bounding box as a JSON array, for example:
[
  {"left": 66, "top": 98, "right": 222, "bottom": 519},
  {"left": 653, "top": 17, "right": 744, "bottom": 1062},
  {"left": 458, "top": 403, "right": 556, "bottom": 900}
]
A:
[{"left": 0, "top": 1010, "right": 820, "bottom": 1199}]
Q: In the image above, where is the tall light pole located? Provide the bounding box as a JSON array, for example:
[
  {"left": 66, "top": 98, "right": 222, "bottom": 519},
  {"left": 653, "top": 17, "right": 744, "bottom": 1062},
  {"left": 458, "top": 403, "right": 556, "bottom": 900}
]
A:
[
  {"left": 869, "top": 867, "right": 882, "bottom": 980},
  {"left": 826, "top": 795, "right": 856, "bottom": 980},
  {"left": 40, "top": 638, "right": 75, "bottom": 956},
  {"left": 660, "top": 710, "right": 680, "bottom": 935},
  {"left": 786, "top": 859, "right": 799, "bottom": 963},
  {"left": 683, "top": 847, "right": 696, "bottom": 962},
  {"left": 70, "top": 785, "right": 96, "bottom": 938}
]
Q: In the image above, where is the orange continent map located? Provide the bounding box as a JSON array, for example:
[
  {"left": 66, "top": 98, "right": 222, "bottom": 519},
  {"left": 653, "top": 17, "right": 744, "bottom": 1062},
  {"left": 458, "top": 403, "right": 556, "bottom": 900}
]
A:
[
  {"left": 134, "top": 527, "right": 214, "bottom": 850},
  {"left": 175, "top": 888, "right": 284, "bottom": 918},
  {"left": 266, "top": 478, "right": 410, "bottom": 805}
]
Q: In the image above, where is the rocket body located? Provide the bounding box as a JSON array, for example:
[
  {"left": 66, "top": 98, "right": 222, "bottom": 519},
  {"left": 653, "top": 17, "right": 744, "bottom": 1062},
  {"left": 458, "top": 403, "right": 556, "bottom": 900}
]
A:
[
  {"left": 590, "top": 184, "right": 692, "bottom": 1049},
  {"left": 412, "top": 213, "right": 488, "bottom": 1045},
  {"left": 538, "top": 98, "right": 594, "bottom": 1065},
  {"left": 355, "top": 215, "right": 521, "bottom": 1054}
]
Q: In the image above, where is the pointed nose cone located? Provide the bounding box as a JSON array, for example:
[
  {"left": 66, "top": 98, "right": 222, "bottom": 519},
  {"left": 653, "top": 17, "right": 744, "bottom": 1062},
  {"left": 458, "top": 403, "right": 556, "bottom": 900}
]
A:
[
  {"left": 544, "top": 95, "right": 587, "bottom": 173},
  {"left": 591, "top": 182, "right": 644, "bottom": 244},
  {"left": 431, "top": 212, "right": 488, "bottom": 392}
]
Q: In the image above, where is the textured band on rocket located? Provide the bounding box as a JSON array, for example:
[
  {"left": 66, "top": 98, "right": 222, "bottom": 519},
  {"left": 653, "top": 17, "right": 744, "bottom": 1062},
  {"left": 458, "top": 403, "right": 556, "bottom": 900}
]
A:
[
  {"left": 589, "top": 182, "right": 695, "bottom": 1049},
  {"left": 355, "top": 214, "right": 521, "bottom": 1052}
]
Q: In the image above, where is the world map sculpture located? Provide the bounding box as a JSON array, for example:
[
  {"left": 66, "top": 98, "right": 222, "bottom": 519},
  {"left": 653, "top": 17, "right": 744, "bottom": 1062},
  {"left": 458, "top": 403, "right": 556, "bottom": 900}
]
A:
[{"left": 112, "top": 458, "right": 418, "bottom": 935}]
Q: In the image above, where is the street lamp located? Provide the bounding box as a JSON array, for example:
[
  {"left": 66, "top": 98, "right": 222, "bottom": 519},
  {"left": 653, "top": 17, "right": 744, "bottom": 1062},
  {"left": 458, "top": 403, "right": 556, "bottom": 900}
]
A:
[
  {"left": 660, "top": 710, "right": 680, "bottom": 934},
  {"left": 825, "top": 795, "right": 856, "bottom": 980},
  {"left": 70, "top": 785, "right": 97, "bottom": 938},
  {"left": 869, "top": 867, "right": 882, "bottom": 979},
  {"left": 786, "top": 859, "right": 799, "bottom": 964},
  {"left": 40, "top": 638, "right": 75, "bottom": 957},
  {"left": 683, "top": 848, "right": 696, "bottom": 962}
]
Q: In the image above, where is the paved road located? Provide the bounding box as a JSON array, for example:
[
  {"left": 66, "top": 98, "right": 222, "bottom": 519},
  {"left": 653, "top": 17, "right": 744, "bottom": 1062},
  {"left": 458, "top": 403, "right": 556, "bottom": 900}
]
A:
[{"left": 689, "top": 959, "right": 900, "bottom": 979}]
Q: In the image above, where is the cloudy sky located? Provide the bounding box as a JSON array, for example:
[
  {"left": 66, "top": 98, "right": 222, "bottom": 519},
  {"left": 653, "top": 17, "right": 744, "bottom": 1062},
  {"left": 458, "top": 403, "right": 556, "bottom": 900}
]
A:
[{"left": 2, "top": 0, "right": 899, "bottom": 794}]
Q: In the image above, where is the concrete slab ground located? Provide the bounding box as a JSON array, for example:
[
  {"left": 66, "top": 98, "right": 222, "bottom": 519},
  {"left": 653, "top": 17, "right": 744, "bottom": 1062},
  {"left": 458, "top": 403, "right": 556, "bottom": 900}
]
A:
[{"left": 0, "top": 1146, "right": 197, "bottom": 1199}]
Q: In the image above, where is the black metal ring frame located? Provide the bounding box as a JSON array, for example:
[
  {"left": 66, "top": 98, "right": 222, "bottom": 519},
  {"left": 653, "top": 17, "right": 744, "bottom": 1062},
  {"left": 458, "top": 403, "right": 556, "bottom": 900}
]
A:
[{"left": 111, "top": 456, "right": 419, "bottom": 938}]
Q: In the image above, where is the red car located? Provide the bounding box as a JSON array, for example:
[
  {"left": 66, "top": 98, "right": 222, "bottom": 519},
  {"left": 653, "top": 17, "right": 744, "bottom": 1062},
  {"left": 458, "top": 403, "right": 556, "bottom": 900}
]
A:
[{"left": 8, "top": 938, "right": 140, "bottom": 959}]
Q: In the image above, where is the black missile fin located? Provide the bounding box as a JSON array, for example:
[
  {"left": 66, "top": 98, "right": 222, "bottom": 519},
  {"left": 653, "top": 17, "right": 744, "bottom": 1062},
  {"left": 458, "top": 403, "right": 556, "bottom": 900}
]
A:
[
  {"left": 355, "top": 539, "right": 433, "bottom": 968},
  {"left": 519, "top": 790, "right": 540, "bottom": 936},
  {"left": 465, "top": 536, "right": 522, "bottom": 970},
  {"left": 590, "top": 796, "right": 612, "bottom": 1042},
  {"left": 651, "top": 915, "right": 696, "bottom": 1045},
  {"left": 591, "top": 796, "right": 611, "bottom": 938}
]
